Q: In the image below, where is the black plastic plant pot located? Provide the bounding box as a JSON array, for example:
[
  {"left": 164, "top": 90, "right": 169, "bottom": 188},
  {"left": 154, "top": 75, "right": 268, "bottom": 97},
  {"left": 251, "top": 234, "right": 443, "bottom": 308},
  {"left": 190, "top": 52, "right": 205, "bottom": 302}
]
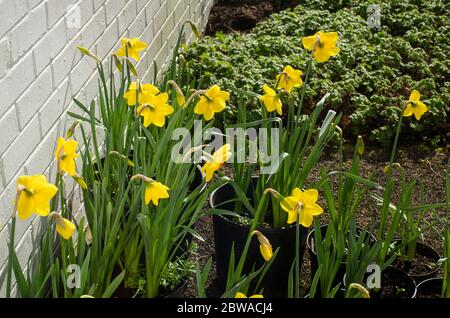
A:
[
  {"left": 343, "top": 266, "right": 416, "bottom": 298},
  {"left": 372, "top": 266, "right": 417, "bottom": 298},
  {"left": 392, "top": 240, "right": 441, "bottom": 284},
  {"left": 415, "top": 278, "right": 444, "bottom": 298},
  {"left": 163, "top": 279, "right": 189, "bottom": 298},
  {"left": 189, "top": 164, "right": 207, "bottom": 193},
  {"left": 210, "top": 181, "right": 308, "bottom": 298},
  {"left": 307, "top": 224, "right": 377, "bottom": 284}
]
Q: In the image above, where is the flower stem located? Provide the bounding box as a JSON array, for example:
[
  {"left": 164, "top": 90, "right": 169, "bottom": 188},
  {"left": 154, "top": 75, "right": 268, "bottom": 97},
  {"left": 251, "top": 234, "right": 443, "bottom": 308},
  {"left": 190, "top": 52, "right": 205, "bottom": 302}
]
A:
[
  {"left": 379, "top": 111, "right": 403, "bottom": 239},
  {"left": 295, "top": 214, "right": 300, "bottom": 298},
  {"left": 6, "top": 216, "right": 16, "bottom": 298},
  {"left": 296, "top": 54, "right": 314, "bottom": 117},
  {"left": 6, "top": 188, "right": 21, "bottom": 298}
]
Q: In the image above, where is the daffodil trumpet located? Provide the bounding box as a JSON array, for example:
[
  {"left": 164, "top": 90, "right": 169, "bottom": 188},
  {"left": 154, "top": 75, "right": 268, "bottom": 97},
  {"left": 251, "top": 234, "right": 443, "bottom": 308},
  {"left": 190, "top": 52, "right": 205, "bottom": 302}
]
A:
[
  {"left": 131, "top": 174, "right": 170, "bottom": 206},
  {"left": 49, "top": 212, "right": 77, "bottom": 240},
  {"left": 252, "top": 230, "right": 273, "bottom": 261},
  {"left": 235, "top": 292, "right": 264, "bottom": 298}
]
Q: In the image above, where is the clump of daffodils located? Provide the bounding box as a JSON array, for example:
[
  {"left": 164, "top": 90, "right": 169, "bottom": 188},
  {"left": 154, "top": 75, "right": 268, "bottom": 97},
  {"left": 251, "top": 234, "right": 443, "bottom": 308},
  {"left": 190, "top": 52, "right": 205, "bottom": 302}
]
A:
[
  {"left": 124, "top": 81, "right": 174, "bottom": 128},
  {"left": 260, "top": 65, "right": 303, "bottom": 115}
]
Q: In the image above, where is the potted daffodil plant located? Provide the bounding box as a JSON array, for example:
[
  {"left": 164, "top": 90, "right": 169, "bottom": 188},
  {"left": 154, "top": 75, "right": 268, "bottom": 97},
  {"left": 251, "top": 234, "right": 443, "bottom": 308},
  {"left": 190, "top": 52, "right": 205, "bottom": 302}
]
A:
[{"left": 207, "top": 31, "right": 341, "bottom": 297}]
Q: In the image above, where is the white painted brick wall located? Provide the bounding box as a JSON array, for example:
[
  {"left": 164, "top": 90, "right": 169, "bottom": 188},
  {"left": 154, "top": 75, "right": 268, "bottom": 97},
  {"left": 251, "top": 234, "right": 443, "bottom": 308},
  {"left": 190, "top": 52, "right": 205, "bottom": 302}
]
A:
[{"left": 0, "top": 0, "right": 215, "bottom": 296}]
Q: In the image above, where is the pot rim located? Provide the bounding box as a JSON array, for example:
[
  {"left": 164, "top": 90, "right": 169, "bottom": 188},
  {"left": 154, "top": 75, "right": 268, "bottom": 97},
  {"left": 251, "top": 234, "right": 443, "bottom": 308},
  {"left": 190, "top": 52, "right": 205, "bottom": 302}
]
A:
[
  {"left": 343, "top": 265, "right": 417, "bottom": 298},
  {"left": 414, "top": 277, "right": 444, "bottom": 299},
  {"left": 391, "top": 239, "right": 442, "bottom": 278},
  {"left": 162, "top": 277, "right": 189, "bottom": 298}
]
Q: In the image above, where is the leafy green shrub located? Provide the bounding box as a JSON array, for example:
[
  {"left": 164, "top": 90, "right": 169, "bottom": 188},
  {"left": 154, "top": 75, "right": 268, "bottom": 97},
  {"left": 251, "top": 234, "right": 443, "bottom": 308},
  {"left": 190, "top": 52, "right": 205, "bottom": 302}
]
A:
[{"left": 181, "top": 0, "right": 449, "bottom": 145}]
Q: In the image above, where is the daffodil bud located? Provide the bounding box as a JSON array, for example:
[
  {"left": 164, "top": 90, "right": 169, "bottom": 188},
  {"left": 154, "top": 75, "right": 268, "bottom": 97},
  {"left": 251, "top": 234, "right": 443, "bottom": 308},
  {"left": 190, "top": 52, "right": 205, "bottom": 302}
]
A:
[
  {"left": 84, "top": 223, "right": 92, "bottom": 245},
  {"left": 168, "top": 80, "right": 186, "bottom": 108},
  {"left": 73, "top": 173, "right": 88, "bottom": 190},
  {"left": 66, "top": 121, "right": 79, "bottom": 139},
  {"left": 110, "top": 150, "right": 135, "bottom": 167},
  {"left": 49, "top": 212, "right": 76, "bottom": 240},
  {"left": 349, "top": 283, "right": 370, "bottom": 298},
  {"left": 76, "top": 46, "right": 100, "bottom": 62},
  {"left": 357, "top": 135, "right": 364, "bottom": 156},
  {"left": 185, "top": 20, "right": 202, "bottom": 39},
  {"left": 383, "top": 162, "right": 401, "bottom": 174},
  {"left": 252, "top": 230, "right": 273, "bottom": 262},
  {"left": 112, "top": 54, "right": 123, "bottom": 73}
]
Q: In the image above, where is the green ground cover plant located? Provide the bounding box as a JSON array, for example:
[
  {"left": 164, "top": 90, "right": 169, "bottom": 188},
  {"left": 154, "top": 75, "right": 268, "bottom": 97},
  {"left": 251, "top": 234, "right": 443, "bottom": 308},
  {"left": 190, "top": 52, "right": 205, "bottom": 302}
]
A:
[{"left": 181, "top": 0, "right": 450, "bottom": 146}]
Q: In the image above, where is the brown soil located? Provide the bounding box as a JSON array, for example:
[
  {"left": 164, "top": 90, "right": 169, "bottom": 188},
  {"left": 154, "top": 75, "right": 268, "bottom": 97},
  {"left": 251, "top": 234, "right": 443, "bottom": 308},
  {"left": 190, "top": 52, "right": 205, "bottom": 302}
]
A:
[
  {"left": 185, "top": 144, "right": 449, "bottom": 297},
  {"left": 394, "top": 254, "right": 439, "bottom": 276},
  {"left": 205, "top": 0, "right": 298, "bottom": 36},
  {"left": 376, "top": 271, "right": 413, "bottom": 299},
  {"left": 416, "top": 291, "right": 442, "bottom": 298}
]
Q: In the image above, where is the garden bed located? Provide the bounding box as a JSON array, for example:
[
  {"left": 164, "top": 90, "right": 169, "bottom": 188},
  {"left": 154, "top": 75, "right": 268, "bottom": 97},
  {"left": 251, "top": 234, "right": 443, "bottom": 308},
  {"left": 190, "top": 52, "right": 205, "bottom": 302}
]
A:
[
  {"left": 205, "top": 0, "right": 298, "bottom": 35},
  {"left": 4, "top": 0, "right": 449, "bottom": 301},
  {"left": 186, "top": 143, "right": 448, "bottom": 297}
]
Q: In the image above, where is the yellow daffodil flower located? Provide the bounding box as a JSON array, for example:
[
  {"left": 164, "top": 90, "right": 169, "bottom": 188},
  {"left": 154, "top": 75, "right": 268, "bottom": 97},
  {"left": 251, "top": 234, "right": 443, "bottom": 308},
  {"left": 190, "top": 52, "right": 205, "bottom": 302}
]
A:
[
  {"left": 302, "top": 31, "right": 340, "bottom": 63},
  {"left": 50, "top": 212, "right": 76, "bottom": 240},
  {"left": 145, "top": 180, "right": 170, "bottom": 206},
  {"left": 194, "top": 85, "right": 230, "bottom": 121},
  {"left": 259, "top": 85, "right": 282, "bottom": 115},
  {"left": 403, "top": 90, "right": 428, "bottom": 121},
  {"left": 202, "top": 144, "right": 232, "bottom": 182},
  {"left": 117, "top": 37, "right": 148, "bottom": 61},
  {"left": 55, "top": 137, "right": 79, "bottom": 176},
  {"left": 276, "top": 65, "right": 303, "bottom": 93},
  {"left": 280, "top": 188, "right": 323, "bottom": 227},
  {"left": 235, "top": 292, "right": 264, "bottom": 298},
  {"left": 123, "top": 82, "right": 160, "bottom": 106},
  {"left": 136, "top": 92, "right": 174, "bottom": 127},
  {"left": 252, "top": 230, "right": 273, "bottom": 261},
  {"left": 16, "top": 175, "right": 58, "bottom": 220}
]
